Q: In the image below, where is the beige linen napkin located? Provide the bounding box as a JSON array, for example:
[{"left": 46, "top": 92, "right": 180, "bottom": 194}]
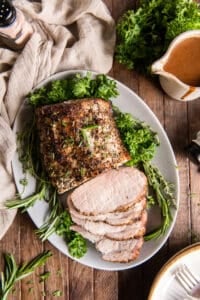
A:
[{"left": 0, "top": 0, "right": 115, "bottom": 239}]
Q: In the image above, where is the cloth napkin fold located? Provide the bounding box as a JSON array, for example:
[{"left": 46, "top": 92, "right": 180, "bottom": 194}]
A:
[{"left": 0, "top": 0, "right": 115, "bottom": 239}]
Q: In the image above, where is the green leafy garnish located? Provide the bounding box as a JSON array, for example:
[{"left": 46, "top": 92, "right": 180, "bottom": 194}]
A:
[
  {"left": 68, "top": 233, "right": 87, "bottom": 258},
  {"left": 116, "top": 0, "right": 200, "bottom": 73},
  {"left": 29, "top": 73, "right": 119, "bottom": 107},
  {"left": 114, "top": 108, "right": 159, "bottom": 165},
  {"left": 0, "top": 251, "right": 52, "bottom": 300}
]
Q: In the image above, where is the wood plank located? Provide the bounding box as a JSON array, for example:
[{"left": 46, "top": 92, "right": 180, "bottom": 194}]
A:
[
  {"left": 119, "top": 268, "right": 143, "bottom": 300},
  {"left": 68, "top": 261, "right": 94, "bottom": 300},
  {"left": 164, "top": 97, "right": 191, "bottom": 255},
  {"left": 118, "top": 244, "right": 168, "bottom": 300},
  {"left": 112, "top": 0, "right": 137, "bottom": 21},
  {"left": 20, "top": 213, "right": 44, "bottom": 300},
  {"left": 138, "top": 75, "right": 164, "bottom": 123},
  {"left": 188, "top": 100, "right": 200, "bottom": 244},
  {"left": 142, "top": 245, "right": 169, "bottom": 300},
  {"left": 0, "top": 213, "right": 21, "bottom": 300},
  {"left": 94, "top": 270, "right": 118, "bottom": 300},
  {"left": 44, "top": 242, "right": 69, "bottom": 300}
]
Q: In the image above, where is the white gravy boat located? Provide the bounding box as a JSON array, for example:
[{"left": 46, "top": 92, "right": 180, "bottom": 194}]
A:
[{"left": 151, "top": 30, "right": 200, "bottom": 101}]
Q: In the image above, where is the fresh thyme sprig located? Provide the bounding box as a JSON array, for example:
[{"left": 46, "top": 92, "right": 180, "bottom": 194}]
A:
[
  {"left": 35, "top": 187, "right": 62, "bottom": 241},
  {"left": 143, "top": 161, "right": 176, "bottom": 240},
  {"left": 0, "top": 250, "right": 52, "bottom": 300},
  {"left": 16, "top": 115, "right": 47, "bottom": 183}
]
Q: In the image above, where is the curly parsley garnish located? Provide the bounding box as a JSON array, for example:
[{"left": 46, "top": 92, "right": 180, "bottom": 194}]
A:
[
  {"left": 116, "top": 0, "right": 200, "bottom": 73},
  {"left": 28, "top": 72, "right": 119, "bottom": 107}
]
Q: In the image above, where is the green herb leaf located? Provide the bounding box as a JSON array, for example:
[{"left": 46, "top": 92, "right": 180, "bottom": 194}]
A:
[
  {"left": 114, "top": 107, "right": 159, "bottom": 165},
  {"left": 116, "top": 0, "right": 200, "bottom": 73},
  {"left": 143, "top": 161, "right": 176, "bottom": 240},
  {"left": 0, "top": 251, "right": 52, "bottom": 300},
  {"left": 68, "top": 233, "right": 87, "bottom": 258},
  {"left": 39, "top": 271, "right": 51, "bottom": 282},
  {"left": 52, "top": 289, "right": 63, "bottom": 296},
  {"left": 28, "top": 73, "right": 119, "bottom": 107},
  {"left": 5, "top": 182, "right": 48, "bottom": 212}
]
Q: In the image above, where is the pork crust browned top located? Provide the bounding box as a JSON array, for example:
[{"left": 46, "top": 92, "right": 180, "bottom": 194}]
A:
[{"left": 35, "top": 98, "right": 130, "bottom": 194}]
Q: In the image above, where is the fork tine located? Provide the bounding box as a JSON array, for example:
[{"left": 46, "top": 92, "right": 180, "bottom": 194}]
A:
[
  {"left": 183, "top": 264, "right": 200, "bottom": 285},
  {"left": 175, "top": 264, "right": 200, "bottom": 294},
  {"left": 176, "top": 270, "right": 192, "bottom": 293}
]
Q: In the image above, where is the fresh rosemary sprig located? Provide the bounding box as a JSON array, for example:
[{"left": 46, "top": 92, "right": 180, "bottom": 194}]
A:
[
  {"left": 143, "top": 161, "right": 176, "bottom": 241},
  {"left": 5, "top": 181, "right": 48, "bottom": 213},
  {"left": 34, "top": 188, "right": 87, "bottom": 258},
  {"left": 35, "top": 187, "right": 61, "bottom": 241},
  {"left": 16, "top": 114, "right": 48, "bottom": 185},
  {"left": 0, "top": 251, "right": 52, "bottom": 300}
]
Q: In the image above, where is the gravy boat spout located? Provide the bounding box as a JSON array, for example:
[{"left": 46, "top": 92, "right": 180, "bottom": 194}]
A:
[
  {"left": 151, "top": 30, "right": 200, "bottom": 101},
  {"left": 151, "top": 60, "right": 165, "bottom": 75}
]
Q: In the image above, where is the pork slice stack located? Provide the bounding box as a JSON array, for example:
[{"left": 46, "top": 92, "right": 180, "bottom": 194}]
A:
[{"left": 67, "top": 166, "right": 148, "bottom": 263}]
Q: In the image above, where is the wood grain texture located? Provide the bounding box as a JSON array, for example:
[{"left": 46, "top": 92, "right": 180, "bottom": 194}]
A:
[
  {"left": 0, "top": 214, "right": 21, "bottom": 300},
  {"left": 94, "top": 270, "right": 118, "bottom": 300},
  {"left": 0, "top": 1, "right": 200, "bottom": 300},
  {"left": 68, "top": 261, "right": 94, "bottom": 300},
  {"left": 20, "top": 214, "right": 44, "bottom": 300}
]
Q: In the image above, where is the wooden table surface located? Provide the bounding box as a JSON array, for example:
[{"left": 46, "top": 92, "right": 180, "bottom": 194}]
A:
[{"left": 1, "top": 1, "right": 200, "bottom": 299}]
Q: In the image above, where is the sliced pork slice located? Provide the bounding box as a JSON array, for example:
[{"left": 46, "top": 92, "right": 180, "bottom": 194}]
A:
[
  {"left": 70, "top": 225, "right": 103, "bottom": 243},
  {"left": 96, "top": 237, "right": 143, "bottom": 254},
  {"left": 70, "top": 167, "right": 147, "bottom": 215},
  {"left": 70, "top": 210, "right": 147, "bottom": 238},
  {"left": 105, "top": 211, "right": 147, "bottom": 240},
  {"left": 102, "top": 238, "right": 144, "bottom": 263},
  {"left": 67, "top": 196, "right": 146, "bottom": 226},
  {"left": 71, "top": 226, "right": 144, "bottom": 263},
  {"left": 36, "top": 98, "right": 130, "bottom": 194}
]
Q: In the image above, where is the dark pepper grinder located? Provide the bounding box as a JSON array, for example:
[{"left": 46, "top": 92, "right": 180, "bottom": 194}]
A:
[
  {"left": 0, "top": 0, "right": 33, "bottom": 50},
  {"left": 186, "top": 131, "right": 200, "bottom": 168}
]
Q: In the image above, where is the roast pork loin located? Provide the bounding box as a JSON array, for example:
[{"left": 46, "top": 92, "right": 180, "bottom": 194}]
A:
[{"left": 35, "top": 98, "right": 130, "bottom": 194}]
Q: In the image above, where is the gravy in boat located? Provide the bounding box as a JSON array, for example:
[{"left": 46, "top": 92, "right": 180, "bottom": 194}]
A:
[{"left": 164, "top": 37, "right": 200, "bottom": 86}]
